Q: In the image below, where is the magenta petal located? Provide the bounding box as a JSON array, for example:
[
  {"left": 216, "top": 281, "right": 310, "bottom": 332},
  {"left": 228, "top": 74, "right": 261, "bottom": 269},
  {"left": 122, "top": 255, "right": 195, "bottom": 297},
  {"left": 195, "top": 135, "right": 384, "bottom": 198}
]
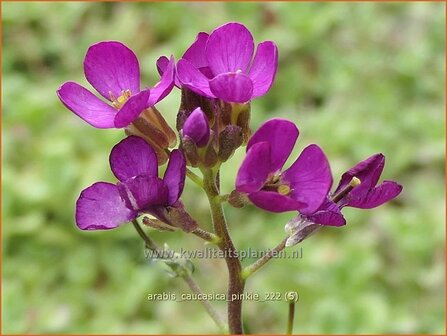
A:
[
  {"left": 236, "top": 142, "right": 271, "bottom": 193},
  {"left": 110, "top": 136, "right": 158, "bottom": 182},
  {"left": 147, "top": 56, "right": 175, "bottom": 106},
  {"left": 247, "top": 119, "right": 299, "bottom": 173},
  {"left": 348, "top": 181, "right": 403, "bottom": 209},
  {"left": 113, "top": 89, "right": 151, "bottom": 128},
  {"left": 57, "top": 82, "right": 117, "bottom": 128},
  {"left": 156, "top": 56, "right": 169, "bottom": 76},
  {"left": 308, "top": 210, "right": 346, "bottom": 227},
  {"left": 209, "top": 72, "right": 254, "bottom": 103},
  {"left": 84, "top": 41, "right": 140, "bottom": 100},
  {"left": 248, "top": 191, "right": 307, "bottom": 213},
  {"left": 76, "top": 182, "right": 136, "bottom": 230},
  {"left": 335, "top": 153, "right": 385, "bottom": 195},
  {"left": 182, "top": 107, "right": 210, "bottom": 147},
  {"left": 249, "top": 41, "right": 278, "bottom": 98},
  {"left": 157, "top": 55, "right": 181, "bottom": 87},
  {"left": 282, "top": 144, "right": 332, "bottom": 214},
  {"left": 118, "top": 175, "right": 169, "bottom": 210},
  {"left": 205, "top": 22, "right": 254, "bottom": 74},
  {"left": 183, "top": 32, "right": 209, "bottom": 69},
  {"left": 306, "top": 199, "right": 346, "bottom": 227},
  {"left": 177, "top": 58, "right": 214, "bottom": 97},
  {"left": 163, "top": 150, "right": 186, "bottom": 205}
]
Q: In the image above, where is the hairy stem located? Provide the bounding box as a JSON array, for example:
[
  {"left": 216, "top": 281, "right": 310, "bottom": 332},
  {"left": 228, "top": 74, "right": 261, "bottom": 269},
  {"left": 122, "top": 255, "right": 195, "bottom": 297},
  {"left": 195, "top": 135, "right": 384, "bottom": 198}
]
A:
[
  {"left": 186, "top": 168, "right": 203, "bottom": 188},
  {"left": 202, "top": 168, "right": 245, "bottom": 334},
  {"left": 132, "top": 219, "right": 159, "bottom": 250},
  {"left": 192, "top": 227, "right": 222, "bottom": 244},
  {"left": 218, "top": 193, "right": 230, "bottom": 203},
  {"left": 241, "top": 237, "right": 288, "bottom": 279},
  {"left": 182, "top": 272, "right": 228, "bottom": 333},
  {"left": 131, "top": 220, "right": 225, "bottom": 332}
]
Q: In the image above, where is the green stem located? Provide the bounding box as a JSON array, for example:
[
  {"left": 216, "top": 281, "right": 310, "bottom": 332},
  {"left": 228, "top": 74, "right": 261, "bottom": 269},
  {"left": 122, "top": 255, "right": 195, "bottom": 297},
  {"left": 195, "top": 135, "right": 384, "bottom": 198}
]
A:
[
  {"left": 182, "top": 272, "right": 228, "bottom": 333},
  {"left": 132, "top": 219, "right": 159, "bottom": 250},
  {"left": 202, "top": 168, "right": 245, "bottom": 334},
  {"left": 287, "top": 301, "right": 295, "bottom": 335},
  {"left": 241, "top": 237, "right": 288, "bottom": 279},
  {"left": 192, "top": 227, "right": 222, "bottom": 244},
  {"left": 131, "top": 220, "right": 225, "bottom": 332},
  {"left": 218, "top": 193, "right": 230, "bottom": 203},
  {"left": 186, "top": 168, "right": 203, "bottom": 188}
]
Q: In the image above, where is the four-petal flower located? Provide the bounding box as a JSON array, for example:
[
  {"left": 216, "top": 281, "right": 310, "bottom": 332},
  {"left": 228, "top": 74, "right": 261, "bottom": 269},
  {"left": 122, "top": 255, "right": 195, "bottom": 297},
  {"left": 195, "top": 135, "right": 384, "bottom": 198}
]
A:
[
  {"left": 57, "top": 41, "right": 175, "bottom": 129},
  {"left": 285, "top": 153, "right": 403, "bottom": 246},
  {"left": 303, "top": 153, "right": 403, "bottom": 227},
  {"left": 76, "top": 136, "right": 195, "bottom": 231},
  {"left": 236, "top": 119, "right": 332, "bottom": 213},
  {"left": 173, "top": 22, "right": 278, "bottom": 103}
]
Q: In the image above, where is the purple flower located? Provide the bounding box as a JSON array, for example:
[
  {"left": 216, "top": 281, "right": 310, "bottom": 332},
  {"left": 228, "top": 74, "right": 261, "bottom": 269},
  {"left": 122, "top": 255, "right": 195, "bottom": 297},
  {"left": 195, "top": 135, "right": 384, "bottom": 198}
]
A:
[
  {"left": 57, "top": 41, "right": 175, "bottom": 129},
  {"left": 76, "top": 136, "right": 196, "bottom": 232},
  {"left": 181, "top": 107, "right": 210, "bottom": 147},
  {"left": 307, "top": 153, "right": 403, "bottom": 225},
  {"left": 285, "top": 154, "right": 403, "bottom": 246},
  {"left": 235, "top": 119, "right": 332, "bottom": 213},
  {"left": 171, "top": 22, "right": 278, "bottom": 103}
]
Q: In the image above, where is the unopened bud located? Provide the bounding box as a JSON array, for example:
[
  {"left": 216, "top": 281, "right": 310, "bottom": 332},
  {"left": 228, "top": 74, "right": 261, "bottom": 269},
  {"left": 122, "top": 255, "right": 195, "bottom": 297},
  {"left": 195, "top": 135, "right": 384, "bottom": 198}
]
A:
[
  {"left": 182, "top": 108, "right": 210, "bottom": 147},
  {"left": 177, "top": 87, "right": 216, "bottom": 130},
  {"left": 228, "top": 190, "right": 249, "bottom": 208},
  {"left": 218, "top": 125, "right": 243, "bottom": 162},
  {"left": 235, "top": 105, "right": 251, "bottom": 144},
  {"left": 180, "top": 136, "right": 200, "bottom": 167},
  {"left": 203, "top": 143, "right": 218, "bottom": 168}
]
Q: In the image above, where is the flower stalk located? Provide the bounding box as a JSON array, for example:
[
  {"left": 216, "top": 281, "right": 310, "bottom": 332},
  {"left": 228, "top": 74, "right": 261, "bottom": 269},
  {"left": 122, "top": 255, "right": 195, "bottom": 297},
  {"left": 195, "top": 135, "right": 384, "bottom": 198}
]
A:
[
  {"left": 182, "top": 272, "right": 228, "bottom": 333},
  {"left": 132, "top": 219, "right": 226, "bottom": 332},
  {"left": 202, "top": 168, "right": 245, "bottom": 334},
  {"left": 241, "top": 236, "right": 288, "bottom": 280},
  {"left": 286, "top": 300, "right": 296, "bottom": 335}
]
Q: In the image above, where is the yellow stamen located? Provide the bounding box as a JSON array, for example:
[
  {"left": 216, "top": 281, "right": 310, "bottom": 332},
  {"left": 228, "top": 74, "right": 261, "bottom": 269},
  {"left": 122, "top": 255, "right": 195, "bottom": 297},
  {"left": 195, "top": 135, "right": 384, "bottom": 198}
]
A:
[
  {"left": 111, "top": 89, "right": 132, "bottom": 109},
  {"left": 278, "top": 184, "right": 291, "bottom": 196},
  {"left": 349, "top": 176, "right": 361, "bottom": 187}
]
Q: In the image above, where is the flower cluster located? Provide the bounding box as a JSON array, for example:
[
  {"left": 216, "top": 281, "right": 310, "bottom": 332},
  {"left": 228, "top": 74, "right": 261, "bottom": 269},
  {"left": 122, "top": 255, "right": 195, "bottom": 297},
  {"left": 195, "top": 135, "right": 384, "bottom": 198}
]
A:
[{"left": 58, "top": 21, "right": 402, "bottom": 242}]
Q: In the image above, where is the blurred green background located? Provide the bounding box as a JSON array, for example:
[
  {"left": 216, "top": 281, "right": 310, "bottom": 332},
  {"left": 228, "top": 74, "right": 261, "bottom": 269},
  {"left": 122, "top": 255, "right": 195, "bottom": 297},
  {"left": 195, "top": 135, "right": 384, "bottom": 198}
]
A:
[{"left": 2, "top": 1, "right": 445, "bottom": 334}]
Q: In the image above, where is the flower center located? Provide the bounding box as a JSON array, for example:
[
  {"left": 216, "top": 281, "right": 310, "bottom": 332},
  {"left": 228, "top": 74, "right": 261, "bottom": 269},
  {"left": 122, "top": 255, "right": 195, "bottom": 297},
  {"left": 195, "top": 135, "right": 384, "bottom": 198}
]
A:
[
  {"left": 263, "top": 174, "right": 292, "bottom": 195},
  {"left": 110, "top": 89, "right": 132, "bottom": 109},
  {"left": 278, "top": 184, "right": 291, "bottom": 196},
  {"left": 331, "top": 176, "right": 361, "bottom": 203}
]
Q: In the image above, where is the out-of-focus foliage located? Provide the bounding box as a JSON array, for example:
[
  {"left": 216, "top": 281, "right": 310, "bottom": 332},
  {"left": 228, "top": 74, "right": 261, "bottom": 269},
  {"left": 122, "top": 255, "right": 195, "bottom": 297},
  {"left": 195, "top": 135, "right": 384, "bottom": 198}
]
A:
[{"left": 2, "top": 2, "right": 445, "bottom": 334}]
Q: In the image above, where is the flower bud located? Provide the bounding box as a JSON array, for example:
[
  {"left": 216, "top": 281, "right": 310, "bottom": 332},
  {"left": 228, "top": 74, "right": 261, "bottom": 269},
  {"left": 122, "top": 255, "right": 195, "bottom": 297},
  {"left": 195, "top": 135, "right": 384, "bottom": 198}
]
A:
[
  {"left": 235, "top": 104, "right": 251, "bottom": 144},
  {"left": 228, "top": 190, "right": 249, "bottom": 208},
  {"left": 180, "top": 136, "right": 200, "bottom": 167},
  {"left": 203, "top": 142, "right": 218, "bottom": 168},
  {"left": 177, "top": 87, "right": 217, "bottom": 130},
  {"left": 218, "top": 102, "right": 251, "bottom": 144},
  {"left": 218, "top": 125, "right": 243, "bottom": 162},
  {"left": 182, "top": 108, "right": 210, "bottom": 147}
]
